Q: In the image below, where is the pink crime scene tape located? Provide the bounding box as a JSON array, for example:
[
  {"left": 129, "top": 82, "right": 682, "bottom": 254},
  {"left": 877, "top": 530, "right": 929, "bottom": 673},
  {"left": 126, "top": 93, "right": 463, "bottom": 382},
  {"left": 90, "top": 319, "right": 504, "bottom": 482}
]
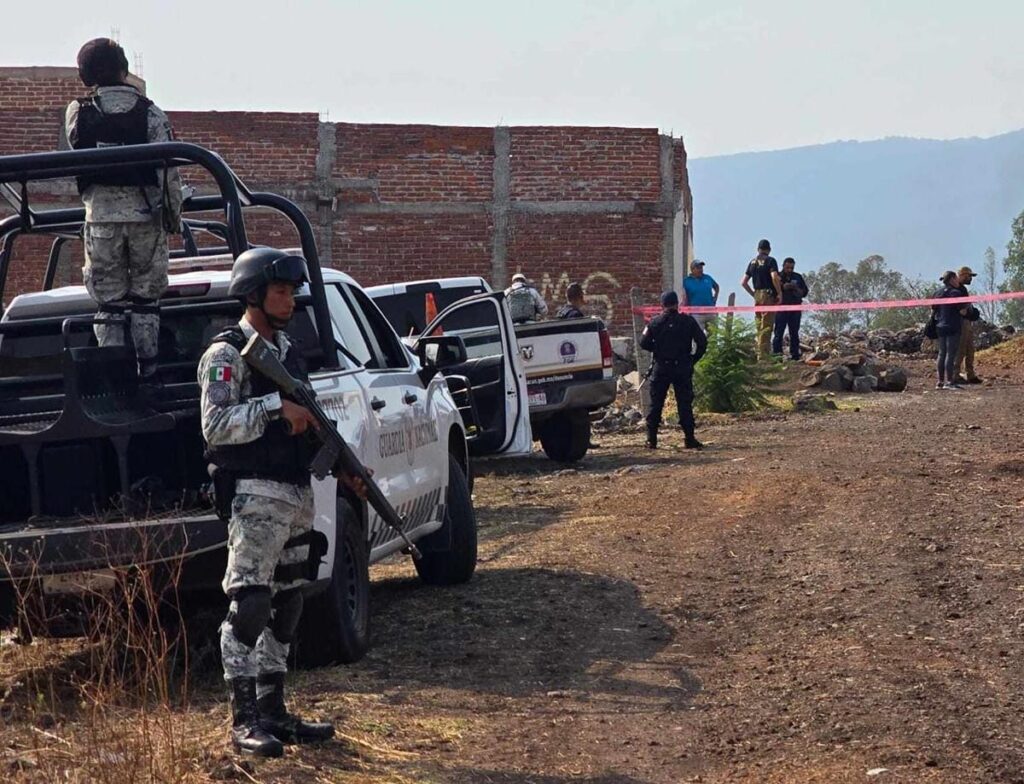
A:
[{"left": 632, "top": 290, "right": 1024, "bottom": 319}]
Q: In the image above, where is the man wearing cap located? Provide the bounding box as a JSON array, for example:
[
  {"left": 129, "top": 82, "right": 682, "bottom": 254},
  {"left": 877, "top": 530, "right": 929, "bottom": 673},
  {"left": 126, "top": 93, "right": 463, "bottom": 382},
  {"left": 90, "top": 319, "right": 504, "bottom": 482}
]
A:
[
  {"left": 65, "top": 37, "right": 183, "bottom": 380},
  {"left": 954, "top": 266, "right": 983, "bottom": 384},
  {"left": 504, "top": 272, "right": 548, "bottom": 324},
  {"left": 681, "top": 259, "right": 719, "bottom": 333},
  {"left": 639, "top": 291, "right": 708, "bottom": 450},
  {"left": 740, "top": 239, "right": 783, "bottom": 359}
]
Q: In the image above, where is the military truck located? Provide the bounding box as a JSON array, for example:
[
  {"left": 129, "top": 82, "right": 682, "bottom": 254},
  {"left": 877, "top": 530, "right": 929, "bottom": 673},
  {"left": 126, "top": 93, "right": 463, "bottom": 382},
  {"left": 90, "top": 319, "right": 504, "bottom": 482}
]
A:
[{"left": 0, "top": 142, "right": 487, "bottom": 664}]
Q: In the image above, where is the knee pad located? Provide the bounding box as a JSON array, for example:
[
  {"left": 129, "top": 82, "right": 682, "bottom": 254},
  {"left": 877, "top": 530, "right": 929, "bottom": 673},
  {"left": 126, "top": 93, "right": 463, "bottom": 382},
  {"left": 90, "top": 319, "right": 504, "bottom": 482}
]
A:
[
  {"left": 227, "top": 585, "right": 272, "bottom": 648},
  {"left": 270, "top": 589, "right": 304, "bottom": 644}
]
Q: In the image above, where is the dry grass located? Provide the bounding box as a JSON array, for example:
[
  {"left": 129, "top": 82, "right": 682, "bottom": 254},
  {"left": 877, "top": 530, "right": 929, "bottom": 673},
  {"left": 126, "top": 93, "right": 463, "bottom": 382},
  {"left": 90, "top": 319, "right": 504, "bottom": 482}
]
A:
[
  {"left": 0, "top": 531, "right": 220, "bottom": 783},
  {"left": 977, "top": 334, "right": 1024, "bottom": 363}
]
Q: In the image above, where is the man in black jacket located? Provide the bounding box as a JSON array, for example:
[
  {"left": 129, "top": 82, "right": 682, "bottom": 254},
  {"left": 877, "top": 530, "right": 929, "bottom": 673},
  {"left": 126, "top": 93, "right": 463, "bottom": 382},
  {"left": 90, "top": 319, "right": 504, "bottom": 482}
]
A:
[
  {"left": 772, "top": 257, "right": 809, "bottom": 360},
  {"left": 640, "top": 291, "right": 708, "bottom": 449}
]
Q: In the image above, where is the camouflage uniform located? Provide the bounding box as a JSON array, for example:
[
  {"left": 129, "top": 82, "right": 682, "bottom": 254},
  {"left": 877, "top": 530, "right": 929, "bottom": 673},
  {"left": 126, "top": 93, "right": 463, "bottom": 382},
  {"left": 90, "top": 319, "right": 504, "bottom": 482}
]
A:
[
  {"left": 197, "top": 318, "right": 315, "bottom": 680},
  {"left": 65, "top": 85, "right": 183, "bottom": 366}
]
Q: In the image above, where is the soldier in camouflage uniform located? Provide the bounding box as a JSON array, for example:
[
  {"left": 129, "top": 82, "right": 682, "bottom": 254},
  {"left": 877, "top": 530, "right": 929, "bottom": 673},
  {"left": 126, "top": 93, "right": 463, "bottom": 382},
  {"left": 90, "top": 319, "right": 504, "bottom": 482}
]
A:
[
  {"left": 199, "top": 247, "right": 365, "bottom": 757},
  {"left": 65, "top": 38, "right": 183, "bottom": 379}
]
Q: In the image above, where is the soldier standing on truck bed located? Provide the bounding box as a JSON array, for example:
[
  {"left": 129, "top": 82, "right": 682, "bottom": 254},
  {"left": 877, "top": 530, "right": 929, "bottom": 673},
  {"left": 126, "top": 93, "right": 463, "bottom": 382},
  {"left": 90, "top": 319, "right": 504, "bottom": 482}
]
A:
[
  {"left": 640, "top": 290, "right": 707, "bottom": 450},
  {"left": 65, "top": 37, "right": 183, "bottom": 380},
  {"left": 198, "top": 248, "right": 367, "bottom": 757},
  {"left": 505, "top": 272, "right": 548, "bottom": 323}
]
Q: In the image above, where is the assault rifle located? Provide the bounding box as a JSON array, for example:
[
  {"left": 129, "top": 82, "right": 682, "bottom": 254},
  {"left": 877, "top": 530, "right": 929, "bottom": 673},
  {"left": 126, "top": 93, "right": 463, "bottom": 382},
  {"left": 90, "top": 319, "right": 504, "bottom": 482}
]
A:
[
  {"left": 637, "top": 359, "right": 655, "bottom": 390},
  {"left": 241, "top": 333, "right": 422, "bottom": 560}
]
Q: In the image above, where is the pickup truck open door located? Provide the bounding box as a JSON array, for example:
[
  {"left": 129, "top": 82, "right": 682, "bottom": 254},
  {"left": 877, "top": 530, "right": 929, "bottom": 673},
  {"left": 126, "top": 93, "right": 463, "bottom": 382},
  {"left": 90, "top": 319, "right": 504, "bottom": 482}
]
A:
[{"left": 420, "top": 292, "right": 532, "bottom": 456}]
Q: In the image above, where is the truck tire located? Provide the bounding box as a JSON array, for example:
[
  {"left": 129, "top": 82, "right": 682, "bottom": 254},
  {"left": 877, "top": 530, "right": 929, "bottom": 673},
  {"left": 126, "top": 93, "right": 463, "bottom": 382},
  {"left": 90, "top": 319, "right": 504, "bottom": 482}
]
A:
[
  {"left": 414, "top": 455, "right": 477, "bottom": 586},
  {"left": 539, "top": 411, "right": 590, "bottom": 463},
  {"left": 295, "top": 498, "right": 370, "bottom": 666}
]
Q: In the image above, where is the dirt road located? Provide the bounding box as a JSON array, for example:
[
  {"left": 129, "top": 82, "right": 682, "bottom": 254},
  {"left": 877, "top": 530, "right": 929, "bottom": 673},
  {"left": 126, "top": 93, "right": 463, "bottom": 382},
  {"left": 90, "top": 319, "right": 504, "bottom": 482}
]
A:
[
  {"left": 294, "top": 352, "right": 1024, "bottom": 784},
  {"left": 4, "top": 351, "right": 1024, "bottom": 783}
]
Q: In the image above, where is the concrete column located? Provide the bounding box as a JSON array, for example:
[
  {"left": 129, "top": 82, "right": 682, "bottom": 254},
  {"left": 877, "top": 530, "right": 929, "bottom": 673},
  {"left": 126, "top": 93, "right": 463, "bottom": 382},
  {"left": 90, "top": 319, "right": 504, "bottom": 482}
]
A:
[
  {"left": 491, "top": 126, "right": 511, "bottom": 288},
  {"left": 658, "top": 135, "right": 676, "bottom": 294},
  {"left": 315, "top": 121, "right": 337, "bottom": 267}
]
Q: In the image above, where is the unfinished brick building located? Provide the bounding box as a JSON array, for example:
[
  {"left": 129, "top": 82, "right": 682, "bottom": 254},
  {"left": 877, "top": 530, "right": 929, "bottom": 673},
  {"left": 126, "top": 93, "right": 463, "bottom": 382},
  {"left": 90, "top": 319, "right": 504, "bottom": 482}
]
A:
[{"left": 0, "top": 66, "right": 692, "bottom": 331}]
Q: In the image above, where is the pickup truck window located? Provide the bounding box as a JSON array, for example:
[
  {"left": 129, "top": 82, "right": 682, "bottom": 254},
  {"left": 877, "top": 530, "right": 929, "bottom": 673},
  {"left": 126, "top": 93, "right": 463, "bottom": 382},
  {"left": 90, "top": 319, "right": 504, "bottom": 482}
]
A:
[
  {"left": 375, "top": 284, "right": 487, "bottom": 336},
  {"left": 344, "top": 285, "right": 411, "bottom": 371},
  {"left": 428, "top": 300, "right": 504, "bottom": 360},
  {"left": 325, "top": 284, "right": 373, "bottom": 367}
]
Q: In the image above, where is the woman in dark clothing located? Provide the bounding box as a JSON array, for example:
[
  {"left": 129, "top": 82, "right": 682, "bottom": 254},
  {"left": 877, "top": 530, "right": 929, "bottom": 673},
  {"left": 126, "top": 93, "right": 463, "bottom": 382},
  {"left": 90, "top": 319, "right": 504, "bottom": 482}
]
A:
[{"left": 933, "top": 270, "right": 968, "bottom": 389}]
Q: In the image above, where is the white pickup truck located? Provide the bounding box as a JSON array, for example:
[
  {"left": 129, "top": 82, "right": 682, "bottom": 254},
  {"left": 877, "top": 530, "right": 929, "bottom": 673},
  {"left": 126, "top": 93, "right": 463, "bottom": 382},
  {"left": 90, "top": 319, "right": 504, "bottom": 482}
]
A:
[
  {"left": 366, "top": 277, "right": 617, "bottom": 462},
  {"left": 0, "top": 141, "right": 488, "bottom": 667}
]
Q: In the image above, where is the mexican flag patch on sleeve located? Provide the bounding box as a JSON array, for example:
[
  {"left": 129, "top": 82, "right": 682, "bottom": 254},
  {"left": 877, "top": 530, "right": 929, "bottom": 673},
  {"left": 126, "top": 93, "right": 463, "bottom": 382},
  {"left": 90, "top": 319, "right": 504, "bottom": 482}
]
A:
[{"left": 209, "top": 366, "right": 232, "bottom": 382}]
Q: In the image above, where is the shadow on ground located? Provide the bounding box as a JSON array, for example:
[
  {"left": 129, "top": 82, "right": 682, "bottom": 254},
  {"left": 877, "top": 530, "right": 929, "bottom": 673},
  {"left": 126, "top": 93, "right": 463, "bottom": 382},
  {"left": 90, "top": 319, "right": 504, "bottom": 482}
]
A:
[
  {"left": 327, "top": 567, "right": 699, "bottom": 711},
  {"left": 474, "top": 448, "right": 730, "bottom": 478}
]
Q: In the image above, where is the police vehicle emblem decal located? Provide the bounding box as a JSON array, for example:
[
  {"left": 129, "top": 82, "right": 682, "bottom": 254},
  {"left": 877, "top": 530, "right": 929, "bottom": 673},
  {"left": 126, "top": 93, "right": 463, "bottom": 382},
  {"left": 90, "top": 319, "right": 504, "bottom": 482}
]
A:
[{"left": 559, "top": 340, "right": 577, "bottom": 364}]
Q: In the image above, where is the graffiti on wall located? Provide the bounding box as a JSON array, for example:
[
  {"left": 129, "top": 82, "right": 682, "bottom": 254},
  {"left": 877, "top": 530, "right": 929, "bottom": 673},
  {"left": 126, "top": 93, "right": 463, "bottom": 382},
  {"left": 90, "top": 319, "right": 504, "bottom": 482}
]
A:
[{"left": 535, "top": 270, "right": 622, "bottom": 325}]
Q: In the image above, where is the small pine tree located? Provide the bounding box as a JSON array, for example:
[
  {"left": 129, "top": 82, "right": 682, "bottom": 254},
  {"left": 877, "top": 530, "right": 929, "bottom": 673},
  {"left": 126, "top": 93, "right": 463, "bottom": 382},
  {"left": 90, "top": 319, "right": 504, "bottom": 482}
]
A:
[{"left": 694, "top": 319, "right": 779, "bottom": 413}]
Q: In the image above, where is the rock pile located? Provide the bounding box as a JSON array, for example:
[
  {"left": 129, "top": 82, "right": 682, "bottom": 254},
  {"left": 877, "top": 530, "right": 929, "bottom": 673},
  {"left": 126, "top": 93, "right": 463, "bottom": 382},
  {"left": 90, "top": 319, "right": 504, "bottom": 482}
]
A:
[
  {"left": 973, "top": 321, "right": 1016, "bottom": 350},
  {"left": 593, "top": 402, "right": 645, "bottom": 432},
  {"left": 810, "top": 321, "right": 1015, "bottom": 358},
  {"left": 811, "top": 327, "right": 925, "bottom": 357},
  {"left": 801, "top": 353, "right": 908, "bottom": 394}
]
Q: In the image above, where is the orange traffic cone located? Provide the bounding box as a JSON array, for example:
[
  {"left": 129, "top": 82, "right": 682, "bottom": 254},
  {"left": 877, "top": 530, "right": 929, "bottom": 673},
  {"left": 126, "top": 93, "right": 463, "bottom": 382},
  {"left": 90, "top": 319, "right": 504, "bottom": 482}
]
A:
[{"left": 425, "top": 291, "right": 442, "bottom": 335}]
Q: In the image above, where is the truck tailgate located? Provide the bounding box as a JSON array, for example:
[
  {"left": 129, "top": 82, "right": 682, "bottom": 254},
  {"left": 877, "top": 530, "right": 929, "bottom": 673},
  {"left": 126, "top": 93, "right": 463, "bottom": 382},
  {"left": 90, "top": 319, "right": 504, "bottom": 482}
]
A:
[{"left": 513, "top": 319, "right": 613, "bottom": 408}]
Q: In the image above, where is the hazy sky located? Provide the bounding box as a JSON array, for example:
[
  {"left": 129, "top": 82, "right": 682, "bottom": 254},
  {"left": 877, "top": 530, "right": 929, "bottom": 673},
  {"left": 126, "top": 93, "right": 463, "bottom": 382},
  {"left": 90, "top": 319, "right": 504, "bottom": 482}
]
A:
[{"left": 4, "top": 0, "right": 1021, "bottom": 158}]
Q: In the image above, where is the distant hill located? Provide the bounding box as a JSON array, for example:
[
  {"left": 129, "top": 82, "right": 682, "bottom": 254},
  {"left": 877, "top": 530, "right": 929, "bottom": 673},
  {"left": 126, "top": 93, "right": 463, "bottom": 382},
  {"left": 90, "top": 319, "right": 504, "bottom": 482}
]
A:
[{"left": 687, "top": 130, "right": 1024, "bottom": 287}]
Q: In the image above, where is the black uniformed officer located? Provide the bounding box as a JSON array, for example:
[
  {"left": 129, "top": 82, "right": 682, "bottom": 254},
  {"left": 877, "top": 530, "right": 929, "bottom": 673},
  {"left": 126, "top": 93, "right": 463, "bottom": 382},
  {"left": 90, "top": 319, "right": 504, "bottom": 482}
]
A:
[{"left": 640, "top": 290, "right": 708, "bottom": 450}]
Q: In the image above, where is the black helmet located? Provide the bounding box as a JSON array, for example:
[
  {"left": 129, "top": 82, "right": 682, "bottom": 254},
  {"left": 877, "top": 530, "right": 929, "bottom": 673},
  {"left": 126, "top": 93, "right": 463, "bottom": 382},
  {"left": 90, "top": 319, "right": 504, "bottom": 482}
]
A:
[
  {"left": 77, "top": 38, "right": 129, "bottom": 87},
  {"left": 228, "top": 247, "right": 309, "bottom": 298}
]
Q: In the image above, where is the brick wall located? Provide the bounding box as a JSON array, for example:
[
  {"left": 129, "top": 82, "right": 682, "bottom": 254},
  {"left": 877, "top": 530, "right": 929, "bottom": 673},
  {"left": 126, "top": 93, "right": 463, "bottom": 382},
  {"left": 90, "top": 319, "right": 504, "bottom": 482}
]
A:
[
  {"left": 0, "top": 67, "right": 691, "bottom": 331},
  {"left": 508, "top": 213, "right": 666, "bottom": 324},
  {"left": 335, "top": 214, "right": 493, "bottom": 285},
  {"left": 335, "top": 124, "right": 494, "bottom": 203},
  {"left": 509, "top": 126, "right": 662, "bottom": 202}
]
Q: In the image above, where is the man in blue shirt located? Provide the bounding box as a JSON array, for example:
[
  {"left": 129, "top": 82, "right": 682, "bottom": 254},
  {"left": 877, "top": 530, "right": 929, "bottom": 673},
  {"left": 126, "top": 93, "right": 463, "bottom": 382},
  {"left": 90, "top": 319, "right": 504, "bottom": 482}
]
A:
[{"left": 681, "top": 260, "right": 719, "bottom": 332}]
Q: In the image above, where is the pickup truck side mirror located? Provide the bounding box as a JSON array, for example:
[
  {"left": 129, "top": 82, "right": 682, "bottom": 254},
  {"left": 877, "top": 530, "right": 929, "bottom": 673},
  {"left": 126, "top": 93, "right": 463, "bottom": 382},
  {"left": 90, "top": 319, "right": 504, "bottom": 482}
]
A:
[{"left": 416, "top": 335, "right": 467, "bottom": 370}]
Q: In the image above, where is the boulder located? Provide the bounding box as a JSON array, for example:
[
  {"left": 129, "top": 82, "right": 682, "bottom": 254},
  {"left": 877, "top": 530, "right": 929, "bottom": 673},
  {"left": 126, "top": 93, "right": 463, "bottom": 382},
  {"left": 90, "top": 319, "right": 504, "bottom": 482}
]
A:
[
  {"left": 819, "top": 366, "right": 854, "bottom": 392},
  {"left": 793, "top": 391, "right": 839, "bottom": 412},
  {"left": 835, "top": 353, "right": 867, "bottom": 370},
  {"left": 876, "top": 367, "right": 908, "bottom": 392},
  {"left": 852, "top": 375, "right": 878, "bottom": 393}
]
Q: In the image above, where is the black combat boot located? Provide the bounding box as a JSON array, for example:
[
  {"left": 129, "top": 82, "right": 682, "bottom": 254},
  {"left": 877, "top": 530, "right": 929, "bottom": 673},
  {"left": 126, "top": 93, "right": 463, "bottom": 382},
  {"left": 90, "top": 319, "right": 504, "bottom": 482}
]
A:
[
  {"left": 684, "top": 433, "right": 705, "bottom": 450},
  {"left": 645, "top": 427, "right": 658, "bottom": 449},
  {"left": 229, "top": 677, "right": 284, "bottom": 757},
  {"left": 257, "top": 672, "right": 335, "bottom": 744}
]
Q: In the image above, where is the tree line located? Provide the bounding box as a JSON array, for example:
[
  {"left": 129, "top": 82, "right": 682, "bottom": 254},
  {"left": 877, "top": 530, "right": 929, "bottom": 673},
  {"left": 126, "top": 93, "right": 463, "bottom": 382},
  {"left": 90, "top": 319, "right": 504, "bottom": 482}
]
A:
[{"left": 803, "top": 207, "right": 1024, "bottom": 333}]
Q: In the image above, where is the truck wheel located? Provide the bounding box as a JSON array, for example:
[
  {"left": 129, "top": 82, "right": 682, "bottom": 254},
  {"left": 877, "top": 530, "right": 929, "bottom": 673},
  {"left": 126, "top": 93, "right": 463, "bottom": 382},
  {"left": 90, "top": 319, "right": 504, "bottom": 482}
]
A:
[
  {"left": 414, "top": 455, "right": 477, "bottom": 586},
  {"left": 295, "top": 498, "right": 370, "bottom": 666},
  {"left": 539, "top": 411, "right": 590, "bottom": 463}
]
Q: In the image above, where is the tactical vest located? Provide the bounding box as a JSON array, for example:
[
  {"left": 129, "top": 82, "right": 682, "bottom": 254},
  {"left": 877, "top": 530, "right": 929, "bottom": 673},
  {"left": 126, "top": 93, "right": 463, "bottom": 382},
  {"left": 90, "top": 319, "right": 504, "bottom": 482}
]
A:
[
  {"left": 507, "top": 286, "right": 537, "bottom": 323},
  {"left": 69, "top": 94, "right": 159, "bottom": 194},
  {"left": 204, "top": 327, "right": 316, "bottom": 486}
]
